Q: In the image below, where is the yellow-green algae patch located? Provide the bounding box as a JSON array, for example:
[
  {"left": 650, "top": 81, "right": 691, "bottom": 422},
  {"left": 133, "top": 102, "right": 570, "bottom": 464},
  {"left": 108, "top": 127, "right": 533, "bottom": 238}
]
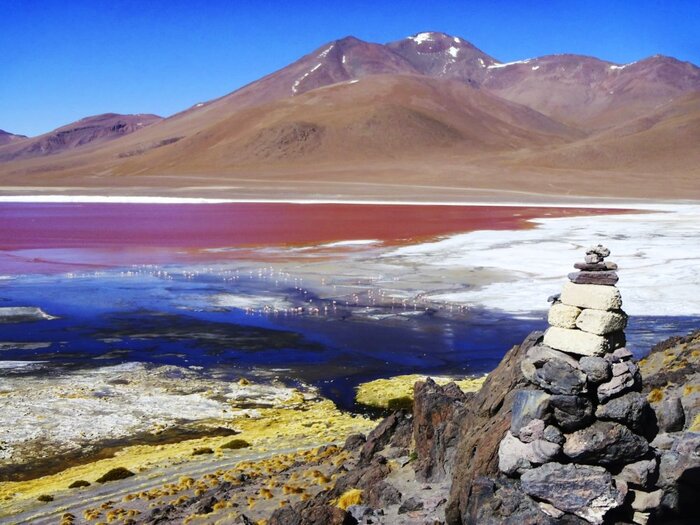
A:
[
  {"left": 355, "top": 374, "right": 486, "bottom": 409},
  {"left": 0, "top": 395, "right": 375, "bottom": 509}
]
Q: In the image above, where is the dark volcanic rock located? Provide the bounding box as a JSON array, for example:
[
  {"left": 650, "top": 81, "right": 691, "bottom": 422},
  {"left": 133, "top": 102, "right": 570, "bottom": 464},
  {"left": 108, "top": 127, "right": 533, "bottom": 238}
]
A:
[
  {"left": 511, "top": 389, "right": 551, "bottom": 436},
  {"left": 269, "top": 503, "right": 357, "bottom": 525},
  {"left": 344, "top": 433, "right": 366, "bottom": 451},
  {"left": 446, "top": 331, "right": 543, "bottom": 525},
  {"left": 529, "top": 359, "right": 588, "bottom": 395},
  {"left": 568, "top": 271, "right": 619, "bottom": 286},
  {"left": 366, "top": 480, "right": 402, "bottom": 507},
  {"left": 579, "top": 356, "right": 611, "bottom": 384},
  {"left": 550, "top": 394, "right": 594, "bottom": 431},
  {"left": 657, "top": 396, "right": 685, "bottom": 432},
  {"left": 465, "top": 476, "right": 587, "bottom": 525},
  {"left": 597, "top": 362, "right": 641, "bottom": 403},
  {"left": 616, "top": 458, "right": 658, "bottom": 489},
  {"left": 413, "top": 378, "right": 469, "bottom": 481},
  {"left": 595, "top": 391, "right": 654, "bottom": 434},
  {"left": 398, "top": 496, "right": 424, "bottom": 514},
  {"left": 360, "top": 410, "right": 411, "bottom": 462},
  {"left": 520, "top": 462, "right": 623, "bottom": 524},
  {"left": 563, "top": 421, "right": 649, "bottom": 465}
]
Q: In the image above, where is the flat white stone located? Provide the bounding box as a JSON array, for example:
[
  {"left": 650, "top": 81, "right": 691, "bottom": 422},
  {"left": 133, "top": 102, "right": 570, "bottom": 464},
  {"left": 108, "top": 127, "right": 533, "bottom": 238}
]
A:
[
  {"left": 575, "top": 308, "right": 627, "bottom": 335},
  {"left": 560, "top": 282, "right": 623, "bottom": 311},
  {"left": 548, "top": 303, "right": 582, "bottom": 329},
  {"left": 543, "top": 326, "right": 610, "bottom": 356}
]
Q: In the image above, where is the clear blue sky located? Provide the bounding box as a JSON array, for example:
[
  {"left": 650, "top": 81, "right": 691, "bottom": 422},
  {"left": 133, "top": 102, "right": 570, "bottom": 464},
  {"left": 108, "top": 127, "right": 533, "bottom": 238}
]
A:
[{"left": 2, "top": 0, "right": 699, "bottom": 136}]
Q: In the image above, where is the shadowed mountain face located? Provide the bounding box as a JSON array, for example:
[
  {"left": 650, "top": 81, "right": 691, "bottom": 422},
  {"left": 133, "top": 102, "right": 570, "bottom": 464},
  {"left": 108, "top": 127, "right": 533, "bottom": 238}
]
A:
[
  {"left": 0, "top": 129, "right": 27, "bottom": 146},
  {"left": 1, "top": 32, "right": 699, "bottom": 199},
  {"left": 0, "top": 113, "right": 162, "bottom": 162}
]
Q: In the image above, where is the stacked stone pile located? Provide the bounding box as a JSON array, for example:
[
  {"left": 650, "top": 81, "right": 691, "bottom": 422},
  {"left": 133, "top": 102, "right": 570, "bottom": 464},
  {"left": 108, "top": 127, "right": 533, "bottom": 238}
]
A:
[{"left": 498, "top": 246, "right": 662, "bottom": 525}]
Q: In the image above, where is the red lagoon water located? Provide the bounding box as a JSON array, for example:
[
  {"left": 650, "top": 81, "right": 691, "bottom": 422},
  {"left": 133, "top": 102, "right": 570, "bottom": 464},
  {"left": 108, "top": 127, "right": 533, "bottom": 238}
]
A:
[{"left": 0, "top": 202, "right": 625, "bottom": 273}]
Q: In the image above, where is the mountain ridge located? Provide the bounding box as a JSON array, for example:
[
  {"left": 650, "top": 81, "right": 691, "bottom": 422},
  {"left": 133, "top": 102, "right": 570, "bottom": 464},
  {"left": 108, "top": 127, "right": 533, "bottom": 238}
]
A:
[{"left": 1, "top": 31, "right": 698, "bottom": 200}]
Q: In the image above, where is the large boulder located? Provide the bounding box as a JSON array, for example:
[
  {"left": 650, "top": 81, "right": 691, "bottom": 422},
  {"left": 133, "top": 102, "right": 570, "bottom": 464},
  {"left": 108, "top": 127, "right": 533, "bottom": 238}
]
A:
[
  {"left": 446, "top": 331, "right": 543, "bottom": 525},
  {"left": 563, "top": 421, "right": 649, "bottom": 465},
  {"left": 520, "top": 462, "right": 624, "bottom": 524}
]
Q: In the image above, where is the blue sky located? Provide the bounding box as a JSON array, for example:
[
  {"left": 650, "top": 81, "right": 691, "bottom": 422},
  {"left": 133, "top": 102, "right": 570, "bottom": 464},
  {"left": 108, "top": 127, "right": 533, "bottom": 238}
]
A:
[{"left": 2, "top": 0, "right": 699, "bottom": 136}]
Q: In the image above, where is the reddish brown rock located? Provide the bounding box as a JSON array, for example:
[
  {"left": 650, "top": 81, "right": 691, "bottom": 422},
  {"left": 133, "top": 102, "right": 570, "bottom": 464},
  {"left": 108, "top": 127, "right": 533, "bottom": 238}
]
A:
[
  {"left": 568, "top": 271, "right": 619, "bottom": 286},
  {"left": 445, "top": 331, "right": 543, "bottom": 525},
  {"left": 413, "top": 378, "right": 470, "bottom": 481}
]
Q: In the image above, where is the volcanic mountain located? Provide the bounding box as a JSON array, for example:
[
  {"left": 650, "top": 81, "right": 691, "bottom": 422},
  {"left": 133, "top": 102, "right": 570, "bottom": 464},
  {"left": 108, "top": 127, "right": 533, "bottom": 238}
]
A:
[
  {"left": 1, "top": 31, "right": 698, "bottom": 200},
  {"left": 0, "top": 113, "right": 162, "bottom": 162}
]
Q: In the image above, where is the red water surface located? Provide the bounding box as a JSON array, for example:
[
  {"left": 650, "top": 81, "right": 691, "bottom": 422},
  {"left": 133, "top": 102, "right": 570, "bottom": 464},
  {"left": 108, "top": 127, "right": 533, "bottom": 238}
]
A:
[{"left": 0, "top": 203, "right": 625, "bottom": 273}]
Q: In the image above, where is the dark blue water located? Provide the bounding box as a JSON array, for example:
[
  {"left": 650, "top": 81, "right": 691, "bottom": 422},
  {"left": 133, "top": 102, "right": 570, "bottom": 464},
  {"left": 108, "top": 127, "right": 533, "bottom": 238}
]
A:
[{"left": 1, "top": 267, "right": 697, "bottom": 410}]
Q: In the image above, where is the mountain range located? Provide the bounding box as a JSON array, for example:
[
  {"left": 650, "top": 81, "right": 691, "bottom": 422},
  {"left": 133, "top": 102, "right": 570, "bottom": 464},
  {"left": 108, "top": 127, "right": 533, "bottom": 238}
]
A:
[{"left": 1, "top": 31, "right": 699, "bottom": 200}]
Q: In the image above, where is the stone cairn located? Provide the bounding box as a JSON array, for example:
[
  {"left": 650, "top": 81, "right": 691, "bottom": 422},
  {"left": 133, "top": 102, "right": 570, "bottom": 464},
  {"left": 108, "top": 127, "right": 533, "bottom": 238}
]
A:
[{"left": 498, "top": 245, "right": 662, "bottom": 525}]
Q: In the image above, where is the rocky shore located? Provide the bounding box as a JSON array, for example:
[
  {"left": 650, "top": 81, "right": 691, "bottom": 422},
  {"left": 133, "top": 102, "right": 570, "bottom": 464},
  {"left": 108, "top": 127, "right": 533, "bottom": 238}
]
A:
[
  {"left": 1, "top": 246, "right": 697, "bottom": 524},
  {"left": 263, "top": 246, "right": 699, "bottom": 525}
]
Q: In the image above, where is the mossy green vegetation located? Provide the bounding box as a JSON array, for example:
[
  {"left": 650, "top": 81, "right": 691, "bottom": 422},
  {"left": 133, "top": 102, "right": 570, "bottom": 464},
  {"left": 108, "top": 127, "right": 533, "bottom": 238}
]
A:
[{"left": 355, "top": 374, "right": 486, "bottom": 409}]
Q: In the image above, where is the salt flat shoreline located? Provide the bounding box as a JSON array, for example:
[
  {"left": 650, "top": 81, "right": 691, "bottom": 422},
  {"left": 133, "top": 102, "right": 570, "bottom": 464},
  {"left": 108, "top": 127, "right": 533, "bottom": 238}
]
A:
[{"left": 0, "top": 194, "right": 697, "bottom": 211}]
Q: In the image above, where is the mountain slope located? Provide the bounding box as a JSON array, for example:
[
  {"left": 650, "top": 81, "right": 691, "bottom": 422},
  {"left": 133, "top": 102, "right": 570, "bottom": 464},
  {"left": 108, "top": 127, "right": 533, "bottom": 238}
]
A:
[
  {"left": 0, "top": 113, "right": 162, "bottom": 162},
  {"left": 513, "top": 92, "right": 700, "bottom": 174},
  {"left": 0, "top": 130, "right": 27, "bottom": 146},
  {"left": 100, "top": 75, "right": 581, "bottom": 176}
]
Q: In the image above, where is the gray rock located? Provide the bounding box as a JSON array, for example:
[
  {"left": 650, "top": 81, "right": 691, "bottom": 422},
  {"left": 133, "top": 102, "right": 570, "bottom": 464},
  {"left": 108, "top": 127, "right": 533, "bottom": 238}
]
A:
[
  {"left": 543, "top": 425, "right": 565, "bottom": 445},
  {"left": 597, "top": 364, "right": 640, "bottom": 403},
  {"left": 605, "top": 347, "right": 633, "bottom": 363},
  {"left": 579, "top": 356, "right": 611, "bottom": 384},
  {"left": 587, "top": 245, "right": 611, "bottom": 258},
  {"left": 630, "top": 488, "right": 664, "bottom": 511},
  {"left": 568, "top": 271, "right": 619, "bottom": 286},
  {"left": 650, "top": 432, "right": 676, "bottom": 451},
  {"left": 525, "top": 358, "right": 588, "bottom": 395},
  {"left": 657, "top": 432, "right": 700, "bottom": 489},
  {"left": 525, "top": 344, "right": 581, "bottom": 368},
  {"left": 574, "top": 262, "right": 618, "bottom": 271},
  {"left": 550, "top": 395, "right": 594, "bottom": 432},
  {"left": 595, "top": 392, "right": 652, "bottom": 433},
  {"left": 585, "top": 253, "right": 603, "bottom": 264},
  {"left": 657, "top": 396, "right": 685, "bottom": 432},
  {"left": 519, "top": 419, "right": 546, "bottom": 443},
  {"left": 616, "top": 458, "right": 658, "bottom": 488},
  {"left": 538, "top": 501, "right": 564, "bottom": 518},
  {"left": 398, "top": 496, "right": 424, "bottom": 514},
  {"left": 563, "top": 421, "right": 649, "bottom": 465},
  {"left": 465, "top": 476, "right": 583, "bottom": 525},
  {"left": 520, "top": 462, "right": 623, "bottom": 524},
  {"left": 498, "top": 432, "right": 561, "bottom": 476},
  {"left": 510, "top": 390, "right": 551, "bottom": 437},
  {"left": 632, "top": 511, "right": 650, "bottom": 525}
]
